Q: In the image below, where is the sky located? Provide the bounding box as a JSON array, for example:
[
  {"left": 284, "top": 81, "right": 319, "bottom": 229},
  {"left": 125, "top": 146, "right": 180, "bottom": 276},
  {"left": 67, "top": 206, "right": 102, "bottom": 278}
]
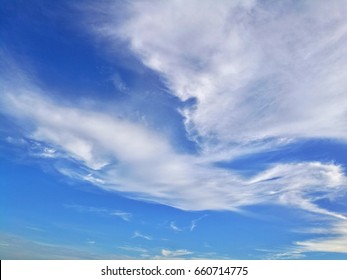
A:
[{"left": 1, "top": 0, "right": 347, "bottom": 260}]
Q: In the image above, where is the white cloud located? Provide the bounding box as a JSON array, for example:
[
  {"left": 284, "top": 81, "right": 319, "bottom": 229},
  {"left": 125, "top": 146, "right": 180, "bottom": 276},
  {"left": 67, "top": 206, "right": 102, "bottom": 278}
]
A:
[
  {"left": 266, "top": 219, "right": 347, "bottom": 259},
  {"left": 2, "top": 91, "right": 175, "bottom": 170},
  {"left": 169, "top": 222, "right": 182, "bottom": 232},
  {"left": 1, "top": 91, "right": 346, "bottom": 217},
  {"left": 84, "top": 1, "right": 347, "bottom": 254},
  {"left": 161, "top": 249, "right": 193, "bottom": 258},
  {"left": 1, "top": 1, "right": 347, "bottom": 258},
  {"left": 295, "top": 220, "right": 347, "bottom": 254},
  {"left": 64, "top": 204, "right": 132, "bottom": 222},
  {"left": 100, "top": 0, "right": 347, "bottom": 156},
  {"left": 132, "top": 231, "right": 152, "bottom": 241},
  {"left": 169, "top": 216, "right": 207, "bottom": 232},
  {"left": 190, "top": 215, "right": 208, "bottom": 232},
  {"left": 5, "top": 137, "right": 27, "bottom": 146},
  {"left": 109, "top": 211, "right": 132, "bottom": 222},
  {"left": 110, "top": 72, "right": 128, "bottom": 92}
]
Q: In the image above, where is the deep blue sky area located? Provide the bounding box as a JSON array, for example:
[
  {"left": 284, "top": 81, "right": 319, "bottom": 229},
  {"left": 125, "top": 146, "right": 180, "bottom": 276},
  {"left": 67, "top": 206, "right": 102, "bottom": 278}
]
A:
[{"left": 1, "top": 0, "right": 347, "bottom": 259}]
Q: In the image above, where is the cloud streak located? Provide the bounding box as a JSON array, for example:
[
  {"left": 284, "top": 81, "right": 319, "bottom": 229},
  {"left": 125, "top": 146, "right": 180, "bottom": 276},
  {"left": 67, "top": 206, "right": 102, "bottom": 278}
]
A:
[
  {"left": 1, "top": 89, "right": 346, "bottom": 218},
  {"left": 101, "top": 0, "right": 347, "bottom": 156},
  {"left": 161, "top": 249, "right": 193, "bottom": 258},
  {"left": 190, "top": 215, "right": 208, "bottom": 232},
  {"left": 266, "top": 219, "right": 347, "bottom": 259},
  {"left": 296, "top": 220, "right": 347, "bottom": 254},
  {"left": 132, "top": 231, "right": 152, "bottom": 241},
  {"left": 64, "top": 204, "right": 132, "bottom": 222},
  {"left": 169, "top": 222, "right": 182, "bottom": 232}
]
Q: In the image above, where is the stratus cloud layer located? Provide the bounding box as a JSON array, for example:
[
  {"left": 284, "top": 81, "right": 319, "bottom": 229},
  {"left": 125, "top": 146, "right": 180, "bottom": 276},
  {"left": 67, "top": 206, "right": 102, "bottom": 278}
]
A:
[{"left": 103, "top": 0, "right": 347, "bottom": 152}]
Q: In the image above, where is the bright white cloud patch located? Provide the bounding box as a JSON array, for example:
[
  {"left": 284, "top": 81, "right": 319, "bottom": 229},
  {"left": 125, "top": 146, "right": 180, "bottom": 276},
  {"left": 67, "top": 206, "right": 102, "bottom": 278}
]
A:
[
  {"left": 296, "top": 220, "right": 347, "bottom": 254},
  {"left": 100, "top": 0, "right": 347, "bottom": 154},
  {"left": 271, "top": 220, "right": 347, "bottom": 258},
  {"left": 1, "top": 91, "right": 346, "bottom": 219}
]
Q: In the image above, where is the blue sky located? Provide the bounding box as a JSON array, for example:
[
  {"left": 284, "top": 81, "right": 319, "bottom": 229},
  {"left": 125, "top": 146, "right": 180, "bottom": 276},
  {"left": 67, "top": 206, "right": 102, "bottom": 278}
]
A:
[{"left": 1, "top": 0, "right": 347, "bottom": 259}]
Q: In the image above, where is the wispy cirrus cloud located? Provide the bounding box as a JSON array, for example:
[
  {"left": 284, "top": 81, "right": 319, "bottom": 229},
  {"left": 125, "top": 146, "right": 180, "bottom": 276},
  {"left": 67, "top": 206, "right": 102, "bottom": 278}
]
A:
[
  {"left": 190, "top": 215, "right": 208, "bottom": 232},
  {"left": 64, "top": 204, "right": 132, "bottom": 222},
  {"left": 295, "top": 220, "right": 347, "bottom": 254},
  {"left": 169, "top": 222, "right": 182, "bottom": 232},
  {"left": 263, "top": 219, "right": 347, "bottom": 259},
  {"left": 97, "top": 0, "right": 347, "bottom": 156},
  {"left": 169, "top": 215, "right": 207, "bottom": 232},
  {"left": 132, "top": 231, "right": 152, "bottom": 241},
  {"left": 1, "top": 89, "right": 346, "bottom": 218},
  {"left": 82, "top": 0, "right": 347, "bottom": 254}
]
